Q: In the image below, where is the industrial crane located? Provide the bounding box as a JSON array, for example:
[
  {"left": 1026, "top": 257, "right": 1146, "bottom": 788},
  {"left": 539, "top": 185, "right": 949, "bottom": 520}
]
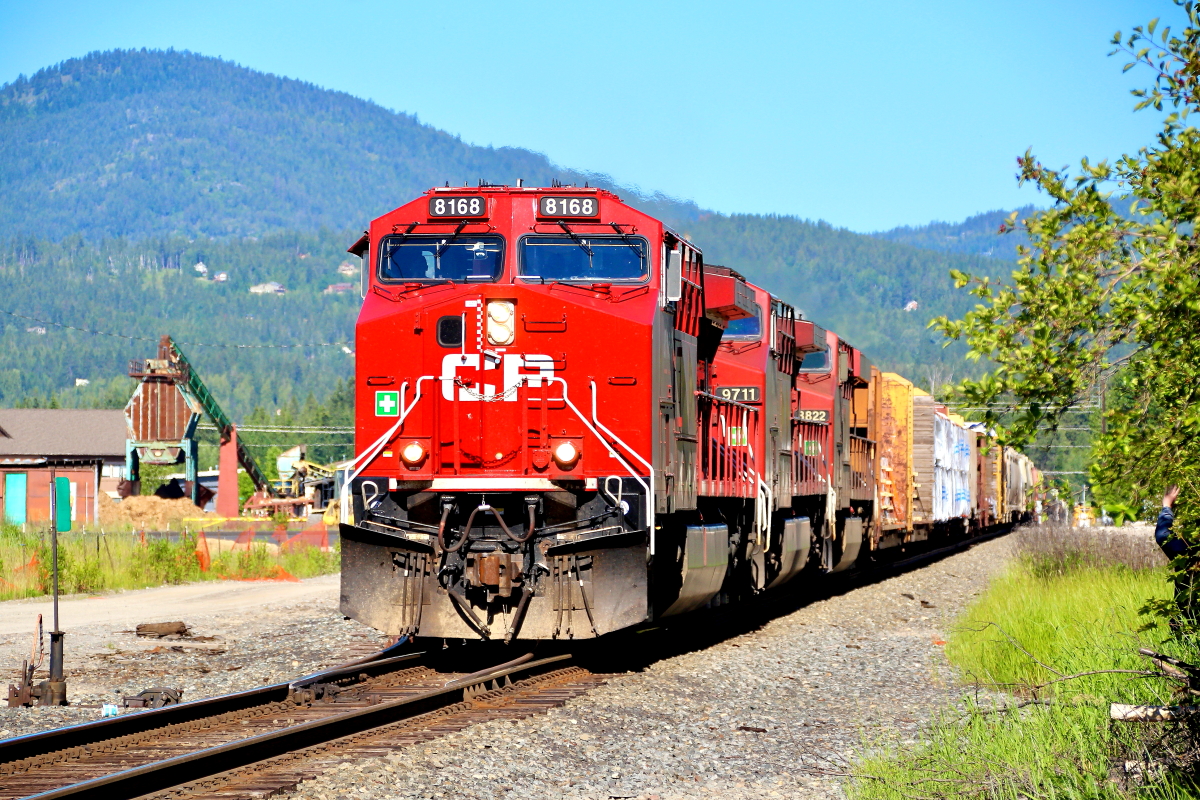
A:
[{"left": 125, "top": 335, "right": 276, "bottom": 511}]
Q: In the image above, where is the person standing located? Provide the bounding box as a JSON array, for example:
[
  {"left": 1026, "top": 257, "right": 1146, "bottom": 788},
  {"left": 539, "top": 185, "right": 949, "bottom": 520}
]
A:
[{"left": 1155, "top": 485, "right": 1191, "bottom": 619}]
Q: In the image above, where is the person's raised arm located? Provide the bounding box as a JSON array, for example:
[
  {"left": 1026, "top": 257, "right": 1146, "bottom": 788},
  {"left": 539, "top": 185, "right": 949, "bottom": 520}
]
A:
[
  {"left": 1164, "top": 485, "right": 1180, "bottom": 510},
  {"left": 1156, "top": 485, "right": 1185, "bottom": 557}
]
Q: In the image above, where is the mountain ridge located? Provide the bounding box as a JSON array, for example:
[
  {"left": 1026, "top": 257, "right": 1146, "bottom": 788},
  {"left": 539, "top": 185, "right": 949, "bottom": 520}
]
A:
[
  {"left": 0, "top": 48, "right": 708, "bottom": 241},
  {"left": 872, "top": 207, "right": 1036, "bottom": 260},
  {"left": 0, "top": 48, "right": 1015, "bottom": 414}
]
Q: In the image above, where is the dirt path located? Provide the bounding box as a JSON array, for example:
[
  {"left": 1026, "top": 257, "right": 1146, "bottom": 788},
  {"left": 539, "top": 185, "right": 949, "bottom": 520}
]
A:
[{"left": 0, "top": 574, "right": 339, "bottom": 635}]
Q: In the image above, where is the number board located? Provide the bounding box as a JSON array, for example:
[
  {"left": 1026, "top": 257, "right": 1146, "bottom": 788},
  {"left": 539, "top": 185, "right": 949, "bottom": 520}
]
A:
[
  {"left": 538, "top": 196, "right": 600, "bottom": 218},
  {"left": 794, "top": 409, "right": 829, "bottom": 423},
  {"left": 716, "top": 386, "right": 760, "bottom": 403},
  {"left": 428, "top": 196, "right": 487, "bottom": 218}
]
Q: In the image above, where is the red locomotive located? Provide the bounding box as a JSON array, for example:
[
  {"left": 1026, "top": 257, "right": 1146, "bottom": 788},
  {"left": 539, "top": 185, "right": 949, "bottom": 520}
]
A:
[{"left": 338, "top": 185, "right": 1038, "bottom": 642}]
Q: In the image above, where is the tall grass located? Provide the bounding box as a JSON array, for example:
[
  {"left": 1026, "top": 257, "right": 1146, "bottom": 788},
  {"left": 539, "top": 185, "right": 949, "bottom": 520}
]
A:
[
  {"left": 946, "top": 560, "right": 1170, "bottom": 692},
  {"left": 0, "top": 523, "right": 339, "bottom": 600},
  {"left": 851, "top": 553, "right": 1198, "bottom": 799},
  {"left": 1011, "top": 524, "right": 1167, "bottom": 571}
]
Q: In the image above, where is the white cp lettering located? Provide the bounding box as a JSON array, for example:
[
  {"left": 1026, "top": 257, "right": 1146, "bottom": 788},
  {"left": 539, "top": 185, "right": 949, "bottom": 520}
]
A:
[{"left": 441, "top": 354, "right": 554, "bottom": 401}]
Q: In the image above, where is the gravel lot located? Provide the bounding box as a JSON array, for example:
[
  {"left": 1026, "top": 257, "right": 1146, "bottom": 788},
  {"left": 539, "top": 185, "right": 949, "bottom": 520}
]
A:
[
  {"left": 282, "top": 536, "right": 1014, "bottom": 800},
  {"left": 0, "top": 574, "right": 389, "bottom": 738}
]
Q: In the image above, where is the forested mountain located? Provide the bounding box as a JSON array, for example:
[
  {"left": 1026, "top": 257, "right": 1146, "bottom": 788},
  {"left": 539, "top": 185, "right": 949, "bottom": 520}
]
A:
[
  {"left": 0, "top": 232, "right": 358, "bottom": 416},
  {"left": 0, "top": 49, "right": 703, "bottom": 241},
  {"left": 873, "top": 207, "right": 1037, "bottom": 260},
  {"left": 0, "top": 49, "right": 1006, "bottom": 416}
]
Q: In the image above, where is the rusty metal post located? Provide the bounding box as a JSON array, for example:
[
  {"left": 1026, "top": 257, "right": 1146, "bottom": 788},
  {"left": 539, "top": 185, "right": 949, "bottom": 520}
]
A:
[
  {"left": 44, "top": 472, "right": 67, "bottom": 706},
  {"left": 49, "top": 469, "right": 58, "bottom": 635},
  {"left": 217, "top": 425, "right": 240, "bottom": 518}
]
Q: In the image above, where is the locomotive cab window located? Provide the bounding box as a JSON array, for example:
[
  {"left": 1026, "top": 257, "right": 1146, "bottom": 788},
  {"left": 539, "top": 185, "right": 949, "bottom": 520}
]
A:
[
  {"left": 378, "top": 235, "right": 504, "bottom": 283},
  {"left": 798, "top": 345, "right": 831, "bottom": 372},
  {"left": 519, "top": 235, "right": 648, "bottom": 283},
  {"left": 721, "top": 304, "right": 762, "bottom": 341}
]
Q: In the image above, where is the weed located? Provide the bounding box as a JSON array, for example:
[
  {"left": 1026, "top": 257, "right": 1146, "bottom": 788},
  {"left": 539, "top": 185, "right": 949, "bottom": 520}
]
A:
[
  {"left": 850, "top": 556, "right": 1198, "bottom": 799},
  {"left": 0, "top": 531, "right": 339, "bottom": 600}
]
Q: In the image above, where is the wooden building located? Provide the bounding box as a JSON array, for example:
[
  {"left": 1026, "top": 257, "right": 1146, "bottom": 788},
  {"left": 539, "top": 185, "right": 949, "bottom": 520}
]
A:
[{"left": 0, "top": 409, "right": 127, "bottom": 527}]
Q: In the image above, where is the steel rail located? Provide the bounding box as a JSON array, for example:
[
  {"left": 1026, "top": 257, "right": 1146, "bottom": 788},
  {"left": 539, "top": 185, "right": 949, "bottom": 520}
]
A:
[
  {"left": 877, "top": 523, "right": 1014, "bottom": 574},
  {"left": 0, "top": 640, "right": 418, "bottom": 766},
  {"left": 20, "top": 654, "right": 570, "bottom": 800}
]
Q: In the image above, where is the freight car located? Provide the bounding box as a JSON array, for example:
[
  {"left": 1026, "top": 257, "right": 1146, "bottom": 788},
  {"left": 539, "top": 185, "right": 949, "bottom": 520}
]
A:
[{"left": 337, "top": 185, "right": 1039, "bottom": 642}]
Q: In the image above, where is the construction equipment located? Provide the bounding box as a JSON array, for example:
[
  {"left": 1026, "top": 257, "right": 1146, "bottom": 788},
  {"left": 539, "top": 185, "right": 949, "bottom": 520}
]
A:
[
  {"left": 247, "top": 457, "right": 341, "bottom": 517},
  {"left": 272, "top": 458, "right": 335, "bottom": 495},
  {"left": 126, "top": 335, "right": 277, "bottom": 511}
]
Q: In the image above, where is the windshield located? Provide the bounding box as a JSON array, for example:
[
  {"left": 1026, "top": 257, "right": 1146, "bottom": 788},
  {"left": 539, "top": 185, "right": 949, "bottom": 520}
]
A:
[
  {"left": 519, "top": 235, "right": 648, "bottom": 282},
  {"left": 799, "top": 347, "right": 830, "bottom": 372},
  {"left": 378, "top": 235, "right": 504, "bottom": 283},
  {"left": 722, "top": 305, "right": 762, "bottom": 340}
]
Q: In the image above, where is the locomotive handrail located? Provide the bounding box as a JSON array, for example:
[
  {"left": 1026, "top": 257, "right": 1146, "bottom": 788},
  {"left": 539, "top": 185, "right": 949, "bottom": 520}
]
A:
[
  {"left": 339, "top": 375, "right": 659, "bottom": 555},
  {"left": 340, "top": 377, "right": 432, "bottom": 523},
  {"left": 697, "top": 390, "right": 759, "bottom": 500},
  {"left": 587, "top": 380, "right": 656, "bottom": 556},
  {"left": 540, "top": 377, "right": 655, "bottom": 555},
  {"left": 756, "top": 477, "right": 773, "bottom": 546}
]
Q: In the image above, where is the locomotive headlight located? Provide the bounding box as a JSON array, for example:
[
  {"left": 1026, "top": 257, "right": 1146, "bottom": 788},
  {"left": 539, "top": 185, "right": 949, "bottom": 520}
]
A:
[
  {"left": 400, "top": 442, "right": 426, "bottom": 465},
  {"left": 552, "top": 441, "right": 579, "bottom": 467},
  {"left": 488, "top": 302, "right": 512, "bottom": 322},
  {"left": 487, "top": 301, "right": 515, "bottom": 345}
]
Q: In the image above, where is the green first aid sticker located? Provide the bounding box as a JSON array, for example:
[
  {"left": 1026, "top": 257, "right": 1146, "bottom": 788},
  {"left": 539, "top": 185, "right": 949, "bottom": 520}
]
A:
[{"left": 375, "top": 390, "right": 399, "bottom": 417}]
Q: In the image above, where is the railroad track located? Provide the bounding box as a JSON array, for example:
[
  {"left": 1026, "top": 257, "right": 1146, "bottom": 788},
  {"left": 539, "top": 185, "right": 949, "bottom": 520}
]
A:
[
  {"left": 0, "top": 647, "right": 604, "bottom": 800},
  {"left": 0, "top": 525, "right": 1012, "bottom": 800}
]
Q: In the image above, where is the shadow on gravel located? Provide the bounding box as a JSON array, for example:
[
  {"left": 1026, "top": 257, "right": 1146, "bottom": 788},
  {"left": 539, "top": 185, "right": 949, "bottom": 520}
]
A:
[{"left": 411, "top": 526, "right": 1014, "bottom": 678}]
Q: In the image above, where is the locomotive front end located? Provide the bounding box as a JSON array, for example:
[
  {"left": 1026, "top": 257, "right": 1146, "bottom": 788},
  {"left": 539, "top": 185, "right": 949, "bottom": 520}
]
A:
[{"left": 340, "top": 186, "right": 663, "bottom": 641}]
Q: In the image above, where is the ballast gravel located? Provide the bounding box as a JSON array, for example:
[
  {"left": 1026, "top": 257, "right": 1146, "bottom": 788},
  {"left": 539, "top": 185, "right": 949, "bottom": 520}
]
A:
[
  {"left": 282, "top": 536, "right": 1015, "bottom": 800},
  {"left": 0, "top": 574, "right": 388, "bottom": 739}
]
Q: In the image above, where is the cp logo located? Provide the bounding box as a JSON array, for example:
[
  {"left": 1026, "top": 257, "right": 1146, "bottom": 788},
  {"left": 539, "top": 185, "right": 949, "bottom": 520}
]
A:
[{"left": 440, "top": 353, "right": 555, "bottom": 401}]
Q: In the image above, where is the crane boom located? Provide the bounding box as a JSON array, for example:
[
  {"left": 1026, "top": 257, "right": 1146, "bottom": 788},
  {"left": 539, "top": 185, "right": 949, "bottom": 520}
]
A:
[{"left": 163, "top": 337, "right": 276, "bottom": 496}]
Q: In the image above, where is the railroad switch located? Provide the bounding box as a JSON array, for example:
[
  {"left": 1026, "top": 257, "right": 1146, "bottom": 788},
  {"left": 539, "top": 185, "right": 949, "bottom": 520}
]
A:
[{"left": 122, "top": 687, "right": 184, "bottom": 709}]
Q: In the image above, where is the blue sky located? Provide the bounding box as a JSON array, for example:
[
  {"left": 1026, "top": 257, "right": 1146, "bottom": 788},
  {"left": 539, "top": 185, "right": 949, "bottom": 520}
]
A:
[{"left": 0, "top": 0, "right": 1179, "bottom": 232}]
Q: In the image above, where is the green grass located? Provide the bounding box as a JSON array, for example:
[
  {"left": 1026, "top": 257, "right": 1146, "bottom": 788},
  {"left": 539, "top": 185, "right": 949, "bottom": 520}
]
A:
[
  {"left": 850, "top": 555, "right": 1199, "bottom": 799},
  {"left": 0, "top": 523, "right": 339, "bottom": 599},
  {"left": 946, "top": 556, "right": 1172, "bottom": 693}
]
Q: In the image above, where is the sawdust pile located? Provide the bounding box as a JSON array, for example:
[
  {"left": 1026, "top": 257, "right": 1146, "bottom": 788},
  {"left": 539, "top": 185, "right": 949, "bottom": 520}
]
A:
[
  {"left": 199, "top": 536, "right": 281, "bottom": 556},
  {"left": 99, "top": 495, "right": 215, "bottom": 529}
]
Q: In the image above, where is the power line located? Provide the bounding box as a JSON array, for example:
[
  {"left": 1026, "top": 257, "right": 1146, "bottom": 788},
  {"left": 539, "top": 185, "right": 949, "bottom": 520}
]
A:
[
  {"left": 1029, "top": 445, "right": 1093, "bottom": 448},
  {"left": 239, "top": 442, "right": 353, "bottom": 448},
  {"left": 197, "top": 425, "right": 353, "bottom": 434},
  {"left": 958, "top": 405, "right": 1100, "bottom": 411},
  {"left": 0, "top": 309, "right": 351, "bottom": 349}
]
